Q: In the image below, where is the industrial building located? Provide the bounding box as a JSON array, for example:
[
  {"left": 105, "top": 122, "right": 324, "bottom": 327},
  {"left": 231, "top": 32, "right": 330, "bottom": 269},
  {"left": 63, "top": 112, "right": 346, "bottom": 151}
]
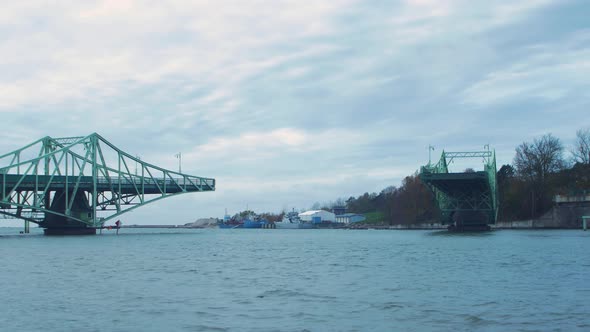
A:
[
  {"left": 335, "top": 213, "right": 366, "bottom": 224},
  {"left": 332, "top": 206, "right": 346, "bottom": 216},
  {"left": 298, "top": 210, "right": 336, "bottom": 223}
]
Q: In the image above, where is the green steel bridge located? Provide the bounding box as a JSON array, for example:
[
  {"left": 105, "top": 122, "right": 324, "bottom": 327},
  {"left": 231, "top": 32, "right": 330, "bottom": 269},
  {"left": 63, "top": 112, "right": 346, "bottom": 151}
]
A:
[
  {"left": 420, "top": 150, "right": 498, "bottom": 231},
  {"left": 0, "top": 133, "right": 215, "bottom": 235}
]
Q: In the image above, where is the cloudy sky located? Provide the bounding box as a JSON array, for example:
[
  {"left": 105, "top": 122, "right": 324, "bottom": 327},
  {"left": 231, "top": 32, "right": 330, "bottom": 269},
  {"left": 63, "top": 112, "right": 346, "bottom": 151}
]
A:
[{"left": 1, "top": 0, "right": 589, "bottom": 225}]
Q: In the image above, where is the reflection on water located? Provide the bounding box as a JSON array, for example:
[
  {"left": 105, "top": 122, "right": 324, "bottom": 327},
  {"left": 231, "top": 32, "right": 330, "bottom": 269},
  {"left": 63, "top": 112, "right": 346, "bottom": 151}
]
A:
[
  {"left": 0, "top": 227, "right": 588, "bottom": 331},
  {"left": 427, "top": 229, "right": 495, "bottom": 237}
]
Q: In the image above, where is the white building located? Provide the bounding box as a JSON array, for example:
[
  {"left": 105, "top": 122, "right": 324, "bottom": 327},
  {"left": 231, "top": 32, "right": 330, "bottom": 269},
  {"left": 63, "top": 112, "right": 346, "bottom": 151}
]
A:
[
  {"left": 298, "top": 210, "right": 336, "bottom": 223},
  {"left": 335, "top": 213, "right": 366, "bottom": 224}
]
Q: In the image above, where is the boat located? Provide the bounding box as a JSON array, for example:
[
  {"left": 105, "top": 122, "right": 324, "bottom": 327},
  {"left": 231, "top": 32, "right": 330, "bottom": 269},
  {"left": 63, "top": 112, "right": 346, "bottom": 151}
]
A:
[
  {"left": 218, "top": 210, "right": 269, "bottom": 229},
  {"left": 243, "top": 218, "right": 263, "bottom": 228},
  {"left": 218, "top": 210, "right": 243, "bottom": 228},
  {"left": 275, "top": 211, "right": 313, "bottom": 229},
  {"left": 218, "top": 220, "right": 243, "bottom": 228}
]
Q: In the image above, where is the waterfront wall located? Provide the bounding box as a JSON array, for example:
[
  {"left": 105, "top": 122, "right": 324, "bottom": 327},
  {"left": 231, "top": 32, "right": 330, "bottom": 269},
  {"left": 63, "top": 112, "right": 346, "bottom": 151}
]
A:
[
  {"left": 347, "top": 222, "right": 446, "bottom": 230},
  {"left": 494, "top": 204, "right": 590, "bottom": 229},
  {"left": 387, "top": 223, "right": 446, "bottom": 230}
]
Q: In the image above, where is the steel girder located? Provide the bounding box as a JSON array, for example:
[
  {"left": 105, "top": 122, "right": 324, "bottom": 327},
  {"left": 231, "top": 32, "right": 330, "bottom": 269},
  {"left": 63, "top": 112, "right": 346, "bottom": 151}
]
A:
[{"left": 0, "top": 133, "right": 215, "bottom": 228}]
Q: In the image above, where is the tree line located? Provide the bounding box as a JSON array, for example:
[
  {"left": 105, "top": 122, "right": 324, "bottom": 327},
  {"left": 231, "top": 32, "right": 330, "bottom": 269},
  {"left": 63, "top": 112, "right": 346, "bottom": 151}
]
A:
[{"left": 337, "top": 128, "right": 590, "bottom": 225}]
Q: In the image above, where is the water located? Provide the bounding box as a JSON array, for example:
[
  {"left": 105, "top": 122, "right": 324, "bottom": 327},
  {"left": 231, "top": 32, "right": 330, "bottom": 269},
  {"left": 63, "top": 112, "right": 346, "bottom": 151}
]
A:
[{"left": 1, "top": 227, "right": 589, "bottom": 331}]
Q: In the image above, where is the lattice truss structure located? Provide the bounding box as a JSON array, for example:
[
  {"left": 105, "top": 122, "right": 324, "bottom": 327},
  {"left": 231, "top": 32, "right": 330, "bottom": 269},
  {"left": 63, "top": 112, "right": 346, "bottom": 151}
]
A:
[
  {"left": 420, "top": 151, "right": 498, "bottom": 225},
  {"left": 0, "top": 133, "right": 215, "bottom": 228}
]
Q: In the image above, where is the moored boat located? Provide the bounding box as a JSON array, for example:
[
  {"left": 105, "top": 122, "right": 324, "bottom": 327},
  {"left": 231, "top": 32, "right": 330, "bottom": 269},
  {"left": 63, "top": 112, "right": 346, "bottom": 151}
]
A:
[
  {"left": 218, "top": 220, "right": 243, "bottom": 228},
  {"left": 243, "top": 218, "right": 263, "bottom": 228},
  {"left": 275, "top": 211, "right": 313, "bottom": 229},
  {"left": 218, "top": 210, "right": 243, "bottom": 228}
]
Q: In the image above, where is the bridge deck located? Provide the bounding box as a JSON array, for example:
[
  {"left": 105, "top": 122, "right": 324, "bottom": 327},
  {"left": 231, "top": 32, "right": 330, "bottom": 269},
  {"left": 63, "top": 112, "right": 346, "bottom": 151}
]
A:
[
  {"left": 420, "top": 172, "right": 489, "bottom": 194},
  {"left": 1, "top": 174, "right": 214, "bottom": 195}
]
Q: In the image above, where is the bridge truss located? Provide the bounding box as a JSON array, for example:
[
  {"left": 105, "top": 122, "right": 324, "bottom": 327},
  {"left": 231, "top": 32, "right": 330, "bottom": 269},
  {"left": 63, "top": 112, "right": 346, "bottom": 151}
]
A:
[
  {"left": 420, "top": 150, "right": 498, "bottom": 229},
  {"left": 0, "top": 133, "right": 215, "bottom": 233}
]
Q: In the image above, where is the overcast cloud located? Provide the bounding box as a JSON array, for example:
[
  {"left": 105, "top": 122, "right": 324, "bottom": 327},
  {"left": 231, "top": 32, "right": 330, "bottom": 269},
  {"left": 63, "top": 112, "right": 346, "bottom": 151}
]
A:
[{"left": 1, "top": 0, "right": 589, "bottom": 225}]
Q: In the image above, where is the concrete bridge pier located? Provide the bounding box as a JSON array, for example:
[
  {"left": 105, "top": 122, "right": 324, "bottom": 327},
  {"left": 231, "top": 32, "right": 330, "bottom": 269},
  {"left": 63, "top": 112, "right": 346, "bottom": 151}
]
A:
[
  {"left": 447, "top": 211, "right": 492, "bottom": 231},
  {"left": 447, "top": 223, "right": 491, "bottom": 232},
  {"left": 40, "top": 190, "right": 96, "bottom": 235},
  {"left": 43, "top": 227, "right": 96, "bottom": 235}
]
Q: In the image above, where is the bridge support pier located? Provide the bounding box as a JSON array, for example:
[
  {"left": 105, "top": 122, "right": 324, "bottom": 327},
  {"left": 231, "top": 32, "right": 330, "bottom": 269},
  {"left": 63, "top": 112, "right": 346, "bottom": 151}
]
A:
[
  {"left": 447, "top": 224, "right": 491, "bottom": 232},
  {"left": 44, "top": 228, "right": 96, "bottom": 235},
  {"left": 40, "top": 190, "right": 96, "bottom": 235}
]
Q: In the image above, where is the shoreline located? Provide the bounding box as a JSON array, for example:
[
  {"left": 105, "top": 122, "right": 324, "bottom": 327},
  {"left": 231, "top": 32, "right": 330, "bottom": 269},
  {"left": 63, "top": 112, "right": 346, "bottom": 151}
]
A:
[{"left": 1, "top": 223, "right": 584, "bottom": 231}]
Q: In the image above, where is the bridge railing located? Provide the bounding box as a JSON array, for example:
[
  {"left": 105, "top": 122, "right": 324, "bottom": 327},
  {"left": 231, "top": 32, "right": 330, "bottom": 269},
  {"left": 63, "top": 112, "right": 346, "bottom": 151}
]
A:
[
  {"left": 94, "top": 175, "right": 216, "bottom": 190},
  {"left": 1, "top": 173, "right": 215, "bottom": 190}
]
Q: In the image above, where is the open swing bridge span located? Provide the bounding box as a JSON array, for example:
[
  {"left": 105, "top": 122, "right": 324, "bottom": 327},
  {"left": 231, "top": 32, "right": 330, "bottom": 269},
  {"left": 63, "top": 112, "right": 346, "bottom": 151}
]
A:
[
  {"left": 0, "top": 133, "right": 215, "bottom": 234},
  {"left": 420, "top": 150, "right": 498, "bottom": 231}
]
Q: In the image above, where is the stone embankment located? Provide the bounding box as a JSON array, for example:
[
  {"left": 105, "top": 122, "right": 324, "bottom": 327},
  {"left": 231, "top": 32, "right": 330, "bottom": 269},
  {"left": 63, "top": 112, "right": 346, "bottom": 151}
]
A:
[
  {"left": 183, "top": 218, "right": 219, "bottom": 228},
  {"left": 345, "top": 223, "right": 446, "bottom": 230},
  {"left": 494, "top": 204, "right": 590, "bottom": 229}
]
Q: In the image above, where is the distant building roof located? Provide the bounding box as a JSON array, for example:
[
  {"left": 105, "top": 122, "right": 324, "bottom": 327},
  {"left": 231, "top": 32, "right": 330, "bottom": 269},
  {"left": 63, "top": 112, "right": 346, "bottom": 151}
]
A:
[
  {"left": 332, "top": 206, "right": 346, "bottom": 215},
  {"left": 299, "top": 210, "right": 324, "bottom": 216}
]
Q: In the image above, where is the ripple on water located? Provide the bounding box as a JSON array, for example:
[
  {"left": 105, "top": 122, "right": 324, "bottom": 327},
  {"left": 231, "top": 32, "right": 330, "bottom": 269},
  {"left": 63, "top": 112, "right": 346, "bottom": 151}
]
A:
[
  {"left": 256, "top": 289, "right": 337, "bottom": 301},
  {"left": 473, "top": 301, "right": 498, "bottom": 307},
  {"left": 372, "top": 301, "right": 407, "bottom": 311},
  {"left": 182, "top": 325, "right": 229, "bottom": 332},
  {"left": 1, "top": 228, "right": 589, "bottom": 332}
]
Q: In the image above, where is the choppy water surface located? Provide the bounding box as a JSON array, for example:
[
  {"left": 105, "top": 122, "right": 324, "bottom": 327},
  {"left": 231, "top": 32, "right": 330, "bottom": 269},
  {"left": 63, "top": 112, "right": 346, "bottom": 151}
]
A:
[{"left": 1, "top": 227, "right": 589, "bottom": 331}]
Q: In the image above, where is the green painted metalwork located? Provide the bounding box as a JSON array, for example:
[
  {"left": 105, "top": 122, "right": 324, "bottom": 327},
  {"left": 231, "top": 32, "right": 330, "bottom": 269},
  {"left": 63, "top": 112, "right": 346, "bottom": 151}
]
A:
[
  {"left": 420, "top": 149, "right": 498, "bottom": 226},
  {"left": 0, "top": 133, "right": 215, "bottom": 229}
]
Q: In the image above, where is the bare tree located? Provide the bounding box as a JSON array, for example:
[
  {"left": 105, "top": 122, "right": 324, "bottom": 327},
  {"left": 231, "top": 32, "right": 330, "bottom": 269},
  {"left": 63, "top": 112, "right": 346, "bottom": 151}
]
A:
[
  {"left": 514, "top": 134, "right": 564, "bottom": 184},
  {"left": 310, "top": 202, "right": 321, "bottom": 210},
  {"left": 513, "top": 134, "right": 565, "bottom": 218},
  {"left": 333, "top": 197, "right": 347, "bottom": 207},
  {"left": 572, "top": 128, "right": 590, "bottom": 164}
]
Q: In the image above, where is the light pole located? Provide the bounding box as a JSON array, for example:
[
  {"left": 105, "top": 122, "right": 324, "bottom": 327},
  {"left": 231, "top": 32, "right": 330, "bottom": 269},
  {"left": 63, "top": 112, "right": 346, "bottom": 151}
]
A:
[
  {"left": 135, "top": 155, "right": 141, "bottom": 176},
  {"left": 428, "top": 145, "right": 435, "bottom": 165},
  {"left": 175, "top": 152, "right": 182, "bottom": 173}
]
